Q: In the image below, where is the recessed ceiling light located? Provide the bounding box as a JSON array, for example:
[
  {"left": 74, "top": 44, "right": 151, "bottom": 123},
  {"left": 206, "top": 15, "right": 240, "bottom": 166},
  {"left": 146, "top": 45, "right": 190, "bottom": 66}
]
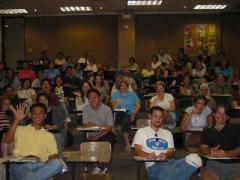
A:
[
  {"left": 0, "top": 9, "right": 28, "bottom": 14},
  {"left": 127, "top": 0, "right": 163, "bottom": 6},
  {"left": 34, "top": 9, "right": 37, "bottom": 12},
  {"left": 60, "top": 6, "right": 93, "bottom": 12},
  {"left": 194, "top": 4, "right": 227, "bottom": 10}
]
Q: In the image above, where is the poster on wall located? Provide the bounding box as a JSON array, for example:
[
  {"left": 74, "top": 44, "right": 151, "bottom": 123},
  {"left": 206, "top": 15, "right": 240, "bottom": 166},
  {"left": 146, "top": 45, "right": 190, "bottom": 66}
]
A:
[{"left": 184, "top": 24, "right": 216, "bottom": 56}]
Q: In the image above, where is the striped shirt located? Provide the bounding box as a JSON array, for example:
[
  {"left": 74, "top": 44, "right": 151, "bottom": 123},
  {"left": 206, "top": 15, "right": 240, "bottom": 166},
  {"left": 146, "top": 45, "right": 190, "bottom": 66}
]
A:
[{"left": 0, "top": 111, "right": 11, "bottom": 132}]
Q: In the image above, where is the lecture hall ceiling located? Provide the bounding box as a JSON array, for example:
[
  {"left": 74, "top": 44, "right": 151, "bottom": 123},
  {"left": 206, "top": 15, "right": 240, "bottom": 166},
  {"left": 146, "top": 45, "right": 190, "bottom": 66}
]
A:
[{"left": 0, "top": 0, "right": 239, "bottom": 16}]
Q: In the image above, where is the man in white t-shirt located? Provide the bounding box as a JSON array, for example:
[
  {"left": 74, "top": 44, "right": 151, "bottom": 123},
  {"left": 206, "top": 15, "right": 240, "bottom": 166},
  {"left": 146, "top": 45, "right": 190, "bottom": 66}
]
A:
[
  {"left": 132, "top": 106, "right": 202, "bottom": 180},
  {"left": 156, "top": 48, "right": 172, "bottom": 67}
]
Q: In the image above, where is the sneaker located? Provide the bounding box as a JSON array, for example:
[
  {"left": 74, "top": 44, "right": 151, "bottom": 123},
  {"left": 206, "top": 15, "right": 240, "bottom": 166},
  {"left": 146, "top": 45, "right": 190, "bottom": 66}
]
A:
[
  {"left": 92, "top": 167, "right": 103, "bottom": 174},
  {"left": 124, "top": 145, "right": 131, "bottom": 152}
]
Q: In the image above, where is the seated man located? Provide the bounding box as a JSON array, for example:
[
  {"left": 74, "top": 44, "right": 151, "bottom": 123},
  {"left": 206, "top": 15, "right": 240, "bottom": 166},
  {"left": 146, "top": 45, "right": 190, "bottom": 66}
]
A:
[
  {"left": 132, "top": 106, "right": 202, "bottom": 180},
  {"left": 4, "top": 103, "right": 63, "bottom": 180},
  {"left": 82, "top": 89, "right": 116, "bottom": 146},
  {"left": 200, "top": 105, "right": 240, "bottom": 180},
  {"left": 210, "top": 73, "right": 232, "bottom": 95}
]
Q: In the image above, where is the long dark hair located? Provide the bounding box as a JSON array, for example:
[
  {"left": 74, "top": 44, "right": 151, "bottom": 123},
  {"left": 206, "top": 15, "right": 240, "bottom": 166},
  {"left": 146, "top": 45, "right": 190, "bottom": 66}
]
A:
[{"left": 80, "top": 81, "right": 92, "bottom": 103}]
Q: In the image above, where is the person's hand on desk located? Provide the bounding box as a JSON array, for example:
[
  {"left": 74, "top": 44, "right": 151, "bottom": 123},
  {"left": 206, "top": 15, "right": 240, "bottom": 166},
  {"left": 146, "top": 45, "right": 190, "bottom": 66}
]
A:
[
  {"left": 112, "top": 99, "right": 123, "bottom": 108},
  {"left": 211, "top": 145, "right": 227, "bottom": 157},
  {"left": 157, "top": 153, "right": 167, "bottom": 160},
  {"left": 146, "top": 152, "right": 157, "bottom": 160}
]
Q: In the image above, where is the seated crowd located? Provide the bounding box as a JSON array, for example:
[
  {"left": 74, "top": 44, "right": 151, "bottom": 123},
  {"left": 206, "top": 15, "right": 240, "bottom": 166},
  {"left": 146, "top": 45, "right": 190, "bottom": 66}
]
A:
[{"left": 0, "top": 48, "right": 239, "bottom": 180}]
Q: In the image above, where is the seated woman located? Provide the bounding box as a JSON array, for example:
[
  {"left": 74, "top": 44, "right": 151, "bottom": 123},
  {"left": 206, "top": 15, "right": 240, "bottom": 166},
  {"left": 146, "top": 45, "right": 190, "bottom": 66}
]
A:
[
  {"left": 141, "top": 62, "right": 154, "bottom": 78},
  {"left": 18, "top": 62, "right": 36, "bottom": 81},
  {"left": 192, "top": 61, "right": 206, "bottom": 79},
  {"left": 181, "top": 96, "right": 213, "bottom": 146},
  {"left": 54, "top": 76, "right": 65, "bottom": 103},
  {"left": 214, "top": 58, "right": 233, "bottom": 80},
  {"left": 150, "top": 68, "right": 162, "bottom": 85},
  {"left": 92, "top": 74, "right": 110, "bottom": 105},
  {"left": 150, "top": 81, "right": 176, "bottom": 129},
  {"left": 181, "top": 95, "right": 213, "bottom": 131},
  {"left": 37, "top": 93, "right": 68, "bottom": 157},
  {"left": 0, "top": 68, "right": 21, "bottom": 90},
  {"left": 199, "top": 83, "right": 216, "bottom": 111},
  {"left": 44, "top": 61, "right": 60, "bottom": 85},
  {"left": 179, "top": 76, "right": 196, "bottom": 97},
  {"left": 0, "top": 97, "right": 15, "bottom": 156},
  {"left": 210, "top": 73, "right": 232, "bottom": 95},
  {"left": 17, "top": 78, "right": 36, "bottom": 100},
  {"left": 74, "top": 80, "right": 92, "bottom": 111},
  {"left": 111, "top": 80, "right": 141, "bottom": 152}
]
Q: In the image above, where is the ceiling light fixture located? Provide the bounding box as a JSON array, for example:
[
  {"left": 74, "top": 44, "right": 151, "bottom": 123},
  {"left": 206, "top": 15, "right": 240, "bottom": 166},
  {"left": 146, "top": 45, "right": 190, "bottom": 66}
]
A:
[
  {"left": 0, "top": 9, "right": 28, "bottom": 14},
  {"left": 194, "top": 4, "right": 227, "bottom": 10},
  {"left": 60, "top": 6, "right": 93, "bottom": 12},
  {"left": 127, "top": 0, "right": 163, "bottom": 6}
]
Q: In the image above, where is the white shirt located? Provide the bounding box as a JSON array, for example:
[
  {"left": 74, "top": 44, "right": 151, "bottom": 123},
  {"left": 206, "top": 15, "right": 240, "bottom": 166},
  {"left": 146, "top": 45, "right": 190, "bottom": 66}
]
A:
[
  {"left": 185, "top": 106, "right": 212, "bottom": 130},
  {"left": 157, "top": 53, "right": 172, "bottom": 65},
  {"left": 132, "top": 126, "right": 174, "bottom": 168},
  {"left": 151, "top": 61, "right": 161, "bottom": 70},
  {"left": 84, "top": 64, "right": 98, "bottom": 72},
  {"left": 150, "top": 93, "right": 174, "bottom": 110},
  {"left": 17, "top": 88, "right": 36, "bottom": 99}
]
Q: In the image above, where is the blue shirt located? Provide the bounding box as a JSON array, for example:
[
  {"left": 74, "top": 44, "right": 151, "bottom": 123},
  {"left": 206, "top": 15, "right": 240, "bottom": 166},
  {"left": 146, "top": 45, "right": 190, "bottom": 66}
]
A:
[
  {"left": 112, "top": 90, "right": 139, "bottom": 115},
  {"left": 44, "top": 69, "right": 60, "bottom": 84}
]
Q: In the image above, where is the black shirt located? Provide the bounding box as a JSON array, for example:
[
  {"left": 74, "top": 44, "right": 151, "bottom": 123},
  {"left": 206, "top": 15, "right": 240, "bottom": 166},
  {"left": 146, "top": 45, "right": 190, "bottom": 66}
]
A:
[
  {"left": 63, "top": 75, "right": 82, "bottom": 96},
  {"left": 202, "top": 123, "right": 240, "bottom": 152}
]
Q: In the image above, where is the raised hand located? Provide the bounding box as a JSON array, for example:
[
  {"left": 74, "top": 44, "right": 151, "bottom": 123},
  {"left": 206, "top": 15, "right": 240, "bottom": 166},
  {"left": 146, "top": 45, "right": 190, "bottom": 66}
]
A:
[
  {"left": 73, "top": 91, "right": 81, "bottom": 97},
  {"left": 15, "top": 104, "right": 26, "bottom": 123}
]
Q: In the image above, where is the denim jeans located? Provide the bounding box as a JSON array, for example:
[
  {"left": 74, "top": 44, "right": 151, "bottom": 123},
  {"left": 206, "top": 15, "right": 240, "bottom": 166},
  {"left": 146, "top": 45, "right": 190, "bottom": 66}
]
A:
[
  {"left": 10, "top": 159, "right": 63, "bottom": 180},
  {"left": 53, "top": 132, "right": 67, "bottom": 158},
  {"left": 148, "top": 159, "right": 197, "bottom": 180}
]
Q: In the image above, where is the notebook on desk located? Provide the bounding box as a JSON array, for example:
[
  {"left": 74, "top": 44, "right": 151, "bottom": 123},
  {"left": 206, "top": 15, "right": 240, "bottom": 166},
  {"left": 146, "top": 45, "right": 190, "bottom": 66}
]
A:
[
  {"left": 9, "top": 156, "right": 40, "bottom": 163},
  {"left": 200, "top": 154, "right": 240, "bottom": 160},
  {"left": 134, "top": 156, "right": 168, "bottom": 162}
]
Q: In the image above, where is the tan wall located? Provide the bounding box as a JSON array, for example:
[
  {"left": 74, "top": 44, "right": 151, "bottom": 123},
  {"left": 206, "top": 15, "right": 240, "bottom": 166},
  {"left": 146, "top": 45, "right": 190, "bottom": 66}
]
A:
[
  {"left": 135, "top": 14, "right": 221, "bottom": 68},
  {"left": 21, "top": 13, "right": 240, "bottom": 70},
  {"left": 118, "top": 14, "right": 135, "bottom": 67},
  {"left": 222, "top": 13, "right": 240, "bottom": 71},
  {"left": 25, "top": 15, "right": 118, "bottom": 65}
]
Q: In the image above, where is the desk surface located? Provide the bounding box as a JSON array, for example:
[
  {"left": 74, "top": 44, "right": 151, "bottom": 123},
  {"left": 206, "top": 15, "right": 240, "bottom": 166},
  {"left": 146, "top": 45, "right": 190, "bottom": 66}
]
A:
[
  {"left": 200, "top": 154, "right": 240, "bottom": 162},
  {"left": 76, "top": 126, "right": 104, "bottom": 131},
  {"left": 64, "top": 151, "right": 97, "bottom": 163},
  {"left": 113, "top": 108, "right": 127, "bottom": 112},
  {"left": 134, "top": 156, "right": 168, "bottom": 162}
]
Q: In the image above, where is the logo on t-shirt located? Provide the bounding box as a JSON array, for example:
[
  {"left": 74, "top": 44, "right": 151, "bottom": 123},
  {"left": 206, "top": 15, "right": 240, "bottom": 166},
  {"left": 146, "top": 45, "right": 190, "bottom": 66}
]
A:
[{"left": 146, "top": 138, "right": 168, "bottom": 150}]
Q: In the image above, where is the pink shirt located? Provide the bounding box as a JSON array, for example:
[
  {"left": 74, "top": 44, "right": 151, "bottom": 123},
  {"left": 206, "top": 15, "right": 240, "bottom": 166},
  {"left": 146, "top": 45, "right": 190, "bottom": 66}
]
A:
[{"left": 18, "top": 70, "right": 36, "bottom": 81}]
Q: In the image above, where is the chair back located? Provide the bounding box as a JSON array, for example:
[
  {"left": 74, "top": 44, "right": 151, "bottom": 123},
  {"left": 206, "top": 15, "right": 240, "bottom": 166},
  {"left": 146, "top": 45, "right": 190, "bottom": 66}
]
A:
[{"left": 80, "top": 142, "right": 112, "bottom": 163}]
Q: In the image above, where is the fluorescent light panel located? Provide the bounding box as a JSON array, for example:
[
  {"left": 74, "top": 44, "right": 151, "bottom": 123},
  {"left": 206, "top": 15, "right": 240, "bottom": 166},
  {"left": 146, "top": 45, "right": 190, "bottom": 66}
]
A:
[
  {"left": 194, "top": 4, "right": 227, "bottom": 9},
  {"left": 0, "top": 9, "right": 28, "bottom": 14},
  {"left": 60, "top": 6, "right": 92, "bottom": 12},
  {"left": 128, "top": 0, "right": 163, "bottom": 6}
]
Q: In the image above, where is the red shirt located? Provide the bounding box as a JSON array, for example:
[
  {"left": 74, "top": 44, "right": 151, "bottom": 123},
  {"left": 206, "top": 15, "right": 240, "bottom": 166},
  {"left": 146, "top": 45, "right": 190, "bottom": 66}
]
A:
[{"left": 18, "top": 70, "right": 36, "bottom": 81}]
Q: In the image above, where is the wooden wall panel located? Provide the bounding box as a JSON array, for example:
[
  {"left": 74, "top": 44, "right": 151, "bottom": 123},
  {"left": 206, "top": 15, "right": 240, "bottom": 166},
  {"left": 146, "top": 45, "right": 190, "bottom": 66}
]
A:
[{"left": 25, "top": 15, "right": 118, "bottom": 65}]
